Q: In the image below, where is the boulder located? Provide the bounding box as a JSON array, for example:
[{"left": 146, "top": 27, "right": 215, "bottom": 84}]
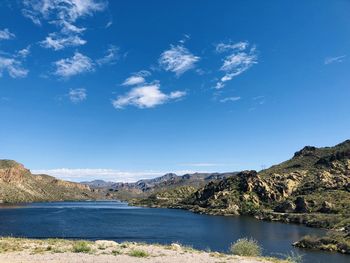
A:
[
  {"left": 294, "top": 197, "right": 310, "bottom": 213},
  {"left": 274, "top": 201, "right": 296, "bottom": 213},
  {"left": 318, "top": 201, "right": 335, "bottom": 213}
]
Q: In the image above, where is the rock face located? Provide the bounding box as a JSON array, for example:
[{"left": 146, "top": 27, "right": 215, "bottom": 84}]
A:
[
  {"left": 0, "top": 159, "right": 97, "bottom": 203},
  {"left": 0, "top": 161, "right": 29, "bottom": 183}
]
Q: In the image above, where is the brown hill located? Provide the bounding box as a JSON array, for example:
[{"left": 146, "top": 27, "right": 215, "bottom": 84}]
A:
[{"left": 0, "top": 160, "right": 98, "bottom": 203}]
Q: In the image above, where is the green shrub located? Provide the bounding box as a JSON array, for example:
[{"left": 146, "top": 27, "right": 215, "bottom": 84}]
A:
[
  {"left": 112, "top": 249, "right": 122, "bottom": 255},
  {"left": 128, "top": 249, "right": 149, "bottom": 257},
  {"left": 230, "top": 238, "right": 262, "bottom": 256},
  {"left": 285, "top": 251, "right": 304, "bottom": 263},
  {"left": 72, "top": 241, "right": 91, "bottom": 253}
]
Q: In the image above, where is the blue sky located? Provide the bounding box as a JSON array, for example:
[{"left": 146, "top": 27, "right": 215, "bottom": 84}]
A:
[{"left": 0, "top": 0, "right": 349, "bottom": 182}]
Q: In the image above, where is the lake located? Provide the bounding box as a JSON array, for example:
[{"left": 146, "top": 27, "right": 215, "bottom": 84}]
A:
[{"left": 0, "top": 201, "right": 348, "bottom": 263}]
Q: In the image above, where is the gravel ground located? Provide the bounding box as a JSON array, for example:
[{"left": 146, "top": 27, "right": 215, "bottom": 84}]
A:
[{"left": 0, "top": 239, "right": 285, "bottom": 263}]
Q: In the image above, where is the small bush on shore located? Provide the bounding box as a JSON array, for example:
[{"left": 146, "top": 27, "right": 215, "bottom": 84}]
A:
[
  {"left": 285, "top": 251, "right": 304, "bottom": 263},
  {"left": 129, "top": 249, "right": 149, "bottom": 257},
  {"left": 72, "top": 241, "right": 91, "bottom": 253},
  {"left": 230, "top": 238, "right": 262, "bottom": 256}
]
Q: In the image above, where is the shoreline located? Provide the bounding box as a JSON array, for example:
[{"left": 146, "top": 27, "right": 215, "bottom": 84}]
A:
[
  {"left": 0, "top": 237, "right": 290, "bottom": 263},
  {"left": 129, "top": 202, "right": 350, "bottom": 255}
]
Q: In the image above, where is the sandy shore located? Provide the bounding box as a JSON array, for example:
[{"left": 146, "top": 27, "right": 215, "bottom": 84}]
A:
[{"left": 0, "top": 238, "right": 288, "bottom": 263}]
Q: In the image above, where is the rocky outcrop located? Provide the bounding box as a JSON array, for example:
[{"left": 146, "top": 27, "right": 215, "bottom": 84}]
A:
[
  {"left": 0, "top": 161, "right": 29, "bottom": 183},
  {"left": 274, "top": 201, "right": 296, "bottom": 213}
]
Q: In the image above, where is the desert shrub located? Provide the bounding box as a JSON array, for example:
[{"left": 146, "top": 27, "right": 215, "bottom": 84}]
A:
[
  {"left": 112, "top": 249, "right": 121, "bottom": 255},
  {"left": 72, "top": 241, "right": 91, "bottom": 253},
  {"left": 284, "top": 251, "right": 304, "bottom": 263},
  {"left": 128, "top": 249, "right": 149, "bottom": 257},
  {"left": 230, "top": 238, "right": 262, "bottom": 256}
]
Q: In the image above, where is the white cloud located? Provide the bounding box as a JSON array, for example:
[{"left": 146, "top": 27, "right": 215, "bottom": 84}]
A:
[
  {"left": 41, "top": 33, "right": 86, "bottom": 50},
  {"left": 252, "top": 95, "right": 265, "bottom": 105},
  {"left": 22, "top": 0, "right": 107, "bottom": 50},
  {"left": 69, "top": 88, "right": 87, "bottom": 103},
  {"left": 105, "top": 20, "right": 113, "bottom": 28},
  {"left": 0, "top": 28, "right": 15, "bottom": 40},
  {"left": 220, "top": 96, "right": 241, "bottom": 103},
  {"left": 180, "top": 163, "right": 221, "bottom": 167},
  {"left": 215, "top": 41, "right": 257, "bottom": 89},
  {"left": 22, "top": 0, "right": 107, "bottom": 24},
  {"left": 324, "top": 55, "right": 346, "bottom": 65},
  {"left": 31, "top": 168, "right": 213, "bottom": 182},
  {"left": 17, "top": 46, "right": 31, "bottom": 58},
  {"left": 159, "top": 44, "right": 199, "bottom": 76},
  {"left": 122, "top": 70, "right": 151, "bottom": 86},
  {"left": 96, "top": 45, "right": 119, "bottom": 66},
  {"left": 54, "top": 52, "right": 94, "bottom": 78},
  {"left": 0, "top": 56, "right": 28, "bottom": 78},
  {"left": 122, "top": 76, "right": 145, "bottom": 86},
  {"left": 112, "top": 83, "right": 186, "bottom": 109}
]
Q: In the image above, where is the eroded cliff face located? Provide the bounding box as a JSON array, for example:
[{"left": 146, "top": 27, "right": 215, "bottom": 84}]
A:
[
  {"left": 0, "top": 159, "right": 97, "bottom": 203},
  {"left": 0, "top": 161, "right": 29, "bottom": 183}
]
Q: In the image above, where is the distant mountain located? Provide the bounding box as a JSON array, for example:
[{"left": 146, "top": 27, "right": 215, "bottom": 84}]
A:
[
  {"left": 81, "top": 180, "right": 115, "bottom": 189},
  {"left": 133, "top": 140, "right": 350, "bottom": 231},
  {"left": 0, "top": 160, "right": 99, "bottom": 203},
  {"left": 83, "top": 172, "right": 238, "bottom": 200}
]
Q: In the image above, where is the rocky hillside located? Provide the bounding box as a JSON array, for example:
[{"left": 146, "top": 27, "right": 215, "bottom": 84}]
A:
[
  {"left": 134, "top": 140, "right": 350, "bottom": 231},
  {"left": 0, "top": 160, "right": 98, "bottom": 203}
]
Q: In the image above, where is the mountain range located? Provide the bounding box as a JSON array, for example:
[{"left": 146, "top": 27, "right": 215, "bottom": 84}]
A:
[{"left": 82, "top": 172, "right": 238, "bottom": 199}]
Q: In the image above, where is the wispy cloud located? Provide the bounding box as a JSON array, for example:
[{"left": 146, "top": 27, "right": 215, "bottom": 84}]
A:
[
  {"left": 112, "top": 83, "right": 186, "bottom": 109},
  {"left": 220, "top": 96, "right": 241, "bottom": 103},
  {"left": 324, "top": 55, "right": 346, "bottom": 65},
  {"left": 22, "top": 0, "right": 107, "bottom": 50},
  {"left": 105, "top": 20, "right": 113, "bottom": 28},
  {"left": 215, "top": 41, "right": 257, "bottom": 89},
  {"left": 96, "top": 45, "right": 119, "bottom": 66},
  {"left": 69, "top": 88, "right": 87, "bottom": 103},
  {"left": 253, "top": 95, "right": 265, "bottom": 105},
  {"left": 159, "top": 44, "right": 200, "bottom": 76},
  {"left": 32, "top": 168, "right": 213, "bottom": 182},
  {"left": 0, "top": 28, "right": 15, "bottom": 40},
  {"left": 53, "top": 52, "right": 94, "bottom": 78},
  {"left": 17, "top": 46, "right": 31, "bottom": 58},
  {"left": 32, "top": 168, "right": 165, "bottom": 182},
  {"left": 22, "top": 0, "right": 107, "bottom": 25},
  {"left": 0, "top": 56, "right": 28, "bottom": 78},
  {"left": 41, "top": 33, "right": 86, "bottom": 50},
  {"left": 180, "top": 162, "right": 221, "bottom": 167},
  {"left": 121, "top": 70, "right": 151, "bottom": 86}
]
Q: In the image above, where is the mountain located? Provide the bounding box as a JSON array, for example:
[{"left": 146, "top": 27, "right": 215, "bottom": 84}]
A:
[
  {"left": 133, "top": 140, "right": 350, "bottom": 230},
  {"left": 0, "top": 160, "right": 99, "bottom": 203},
  {"left": 81, "top": 180, "right": 115, "bottom": 189},
  {"left": 83, "top": 172, "right": 238, "bottom": 200}
]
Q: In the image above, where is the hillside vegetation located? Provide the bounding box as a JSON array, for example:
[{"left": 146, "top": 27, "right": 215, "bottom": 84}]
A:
[
  {"left": 0, "top": 160, "right": 98, "bottom": 203},
  {"left": 132, "top": 140, "right": 350, "bottom": 253}
]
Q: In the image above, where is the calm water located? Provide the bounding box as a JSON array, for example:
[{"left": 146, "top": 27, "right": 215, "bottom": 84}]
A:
[{"left": 0, "top": 201, "right": 348, "bottom": 263}]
